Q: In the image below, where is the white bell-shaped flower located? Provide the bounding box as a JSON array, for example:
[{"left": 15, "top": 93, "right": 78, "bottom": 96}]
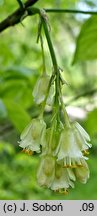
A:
[
  {"left": 32, "top": 73, "right": 54, "bottom": 105},
  {"left": 37, "top": 155, "right": 55, "bottom": 187},
  {"left": 54, "top": 126, "right": 84, "bottom": 167},
  {"left": 42, "top": 126, "right": 61, "bottom": 156},
  {"left": 19, "top": 118, "right": 46, "bottom": 153},
  {"left": 54, "top": 121, "right": 91, "bottom": 168},
  {"left": 37, "top": 156, "right": 76, "bottom": 193},
  {"left": 73, "top": 122, "right": 92, "bottom": 152},
  {"left": 74, "top": 159, "right": 89, "bottom": 184},
  {"left": 50, "top": 164, "right": 75, "bottom": 192}
]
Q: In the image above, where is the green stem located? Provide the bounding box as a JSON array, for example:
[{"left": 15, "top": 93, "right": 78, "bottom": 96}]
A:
[
  {"left": 40, "top": 10, "right": 71, "bottom": 128},
  {"left": 60, "top": 96, "right": 71, "bottom": 128},
  {"left": 39, "top": 75, "right": 54, "bottom": 117},
  {"left": 41, "top": 15, "right": 58, "bottom": 70},
  {"left": 40, "top": 35, "right": 46, "bottom": 73},
  {"left": 1, "top": 6, "right": 97, "bottom": 34},
  {"left": 45, "top": 8, "right": 97, "bottom": 15},
  {"left": 16, "top": 0, "right": 24, "bottom": 9},
  {"left": 40, "top": 10, "right": 60, "bottom": 123}
]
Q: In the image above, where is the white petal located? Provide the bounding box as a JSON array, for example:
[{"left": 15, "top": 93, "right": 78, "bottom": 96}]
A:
[
  {"left": 37, "top": 157, "right": 55, "bottom": 187},
  {"left": 20, "top": 121, "right": 33, "bottom": 140},
  {"left": 19, "top": 138, "right": 41, "bottom": 153},
  {"left": 32, "top": 74, "right": 50, "bottom": 104},
  {"left": 75, "top": 122, "right": 90, "bottom": 142},
  {"left": 56, "top": 129, "right": 83, "bottom": 161},
  {"left": 50, "top": 168, "right": 74, "bottom": 190},
  {"left": 67, "top": 168, "right": 76, "bottom": 181},
  {"left": 75, "top": 160, "right": 90, "bottom": 184},
  {"left": 73, "top": 124, "right": 91, "bottom": 151}
]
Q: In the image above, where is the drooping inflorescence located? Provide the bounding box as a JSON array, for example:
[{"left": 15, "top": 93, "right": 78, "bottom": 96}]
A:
[
  {"left": 19, "top": 70, "right": 91, "bottom": 194},
  {"left": 19, "top": 10, "right": 92, "bottom": 194}
]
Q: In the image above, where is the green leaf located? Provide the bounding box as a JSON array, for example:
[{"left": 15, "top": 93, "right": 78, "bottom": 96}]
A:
[
  {"left": 84, "top": 109, "right": 97, "bottom": 136},
  {"left": 73, "top": 15, "right": 97, "bottom": 64},
  {"left": 4, "top": 65, "right": 37, "bottom": 79},
  {"left": 0, "top": 79, "right": 33, "bottom": 109},
  {"left": 0, "top": 99, "right": 7, "bottom": 119},
  {"left": 0, "top": 141, "right": 15, "bottom": 155},
  {"left": 0, "top": 66, "right": 37, "bottom": 109},
  {"left": 3, "top": 99, "right": 31, "bottom": 132},
  {"left": 0, "top": 0, "right": 4, "bottom": 6},
  {"left": 85, "top": 1, "right": 96, "bottom": 7}
]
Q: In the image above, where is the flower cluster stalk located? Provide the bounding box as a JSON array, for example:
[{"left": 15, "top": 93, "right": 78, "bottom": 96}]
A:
[
  {"left": 41, "top": 10, "right": 70, "bottom": 127},
  {"left": 41, "top": 10, "right": 63, "bottom": 125}
]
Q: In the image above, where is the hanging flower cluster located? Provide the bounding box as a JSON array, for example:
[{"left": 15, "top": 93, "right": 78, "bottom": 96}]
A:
[
  {"left": 19, "top": 11, "right": 92, "bottom": 194},
  {"left": 19, "top": 70, "right": 91, "bottom": 194}
]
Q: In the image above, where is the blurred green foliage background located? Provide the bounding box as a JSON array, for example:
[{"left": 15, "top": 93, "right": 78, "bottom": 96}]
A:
[{"left": 0, "top": 0, "right": 97, "bottom": 199}]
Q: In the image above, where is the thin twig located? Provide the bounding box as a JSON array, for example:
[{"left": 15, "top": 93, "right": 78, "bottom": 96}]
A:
[
  {"left": 0, "top": 6, "right": 97, "bottom": 33},
  {"left": 0, "top": 0, "right": 39, "bottom": 33},
  {"left": 45, "top": 8, "right": 97, "bottom": 15}
]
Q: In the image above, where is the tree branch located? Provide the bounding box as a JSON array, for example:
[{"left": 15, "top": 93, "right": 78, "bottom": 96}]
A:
[
  {"left": 0, "top": 0, "right": 39, "bottom": 33},
  {"left": 0, "top": 4, "right": 97, "bottom": 34},
  {"left": 0, "top": 3, "right": 97, "bottom": 32}
]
